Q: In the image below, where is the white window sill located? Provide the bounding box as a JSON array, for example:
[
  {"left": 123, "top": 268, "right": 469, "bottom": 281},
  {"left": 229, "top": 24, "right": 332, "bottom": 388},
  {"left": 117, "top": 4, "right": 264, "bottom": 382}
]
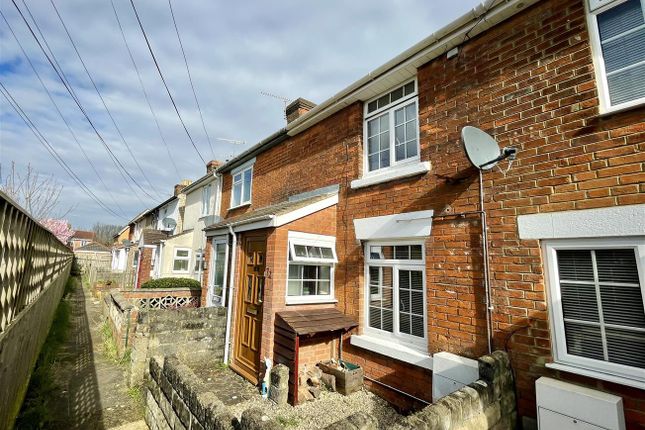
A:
[
  {"left": 546, "top": 362, "right": 645, "bottom": 390},
  {"left": 229, "top": 202, "right": 251, "bottom": 211},
  {"left": 351, "top": 161, "right": 431, "bottom": 189},
  {"left": 285, "top": 296, "right": 338, "bottom": 305},
  {"left": 350, "top": 335, "right": 432, "bottom": 370}
]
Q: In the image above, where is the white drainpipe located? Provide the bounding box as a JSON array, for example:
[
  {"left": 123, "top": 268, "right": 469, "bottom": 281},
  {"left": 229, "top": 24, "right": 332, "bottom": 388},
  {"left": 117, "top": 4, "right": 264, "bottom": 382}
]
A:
[{"left": 223, "top": 225, "right": 237, "bottom": 364}]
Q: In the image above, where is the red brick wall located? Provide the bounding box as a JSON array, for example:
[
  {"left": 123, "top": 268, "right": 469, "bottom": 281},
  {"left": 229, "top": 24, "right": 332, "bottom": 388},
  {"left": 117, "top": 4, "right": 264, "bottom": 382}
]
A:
[
  {"left": 212, "top": 0, "right": 645, "bottom": 424},
  {"left": 299, "top": 334, "right": 337, "bottom": 371},
  {"left": 136, "top": 247, "right": 153, "bottom": 288}
]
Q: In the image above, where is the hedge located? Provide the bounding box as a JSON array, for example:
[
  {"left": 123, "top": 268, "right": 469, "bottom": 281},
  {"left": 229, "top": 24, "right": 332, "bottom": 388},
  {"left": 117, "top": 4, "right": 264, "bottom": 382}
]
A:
[{"left": 140, "top": 277, "right": 201, "bottom": 290}]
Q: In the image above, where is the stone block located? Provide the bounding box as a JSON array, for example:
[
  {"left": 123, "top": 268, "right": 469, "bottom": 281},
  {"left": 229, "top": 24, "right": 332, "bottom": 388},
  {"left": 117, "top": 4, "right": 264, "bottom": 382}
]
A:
[
  {"left": 268, "top": 386, "right": 288, "bottom": 406},
  {"left": 270, "top": 363, "right": 289, "bottom": 389},
  {"left": 204, "top": 399, "right": 237, "bottom": 430},
  {"left": 438, "top": 395, "right": 464, "bottom": 428},
  {"left": 190, "top": 416, "right": 205, "bottom": 430},
  {"left": 240, "top": 407, "right": 281, "bottom": 430}
]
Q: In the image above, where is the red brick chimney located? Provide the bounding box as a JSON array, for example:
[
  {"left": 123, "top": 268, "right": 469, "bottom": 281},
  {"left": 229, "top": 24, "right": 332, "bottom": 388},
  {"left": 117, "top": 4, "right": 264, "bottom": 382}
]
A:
[
  {"left": 174, "top": 179, "right": 191, "bottom": 196},
  {"left": 286, "top": 98, "right": 316, "bottom": 124},
  {"left": 206, "top": 160, "right": 222, "bottom": 174}
]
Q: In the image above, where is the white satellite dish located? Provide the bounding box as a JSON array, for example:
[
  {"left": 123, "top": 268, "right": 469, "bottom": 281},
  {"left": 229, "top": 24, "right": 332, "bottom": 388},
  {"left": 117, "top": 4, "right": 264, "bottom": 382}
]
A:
[
  {"left": 162, "top": 217, "right": 177, "bottom": 230},
  {"left": 462, "top": 126, "right": 517, "bottom": 170}
]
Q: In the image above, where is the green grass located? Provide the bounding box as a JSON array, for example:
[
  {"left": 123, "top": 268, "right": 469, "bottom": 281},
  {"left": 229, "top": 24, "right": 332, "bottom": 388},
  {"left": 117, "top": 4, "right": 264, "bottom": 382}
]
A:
[
  {"left": 276, "top": 415, "right": 299, "bottom": 428},
  {"left": 127, "top": 385, "right": 145, "bottom": 415},
  {"left": 101, "top": 320, "right": 120, "bottom": 363},
  {"left": 14, "top": 276, "right": 76, "bottom": 429}
]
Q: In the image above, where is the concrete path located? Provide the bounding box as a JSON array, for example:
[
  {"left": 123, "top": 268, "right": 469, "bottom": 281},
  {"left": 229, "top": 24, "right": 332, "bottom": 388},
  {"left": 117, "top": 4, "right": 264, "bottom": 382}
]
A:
[{"left": 46, "top": 281, "right": 146, "bottom": 429}]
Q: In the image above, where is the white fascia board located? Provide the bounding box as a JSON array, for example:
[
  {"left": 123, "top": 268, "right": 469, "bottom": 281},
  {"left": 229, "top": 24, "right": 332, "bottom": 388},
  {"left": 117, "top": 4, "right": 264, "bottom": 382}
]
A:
[
  {"left": 354, "top": 209, "right": 434, "bottom": 240},
  {"left": 517, "top": 204, "right": 645, "bottom": 240},
  {"left": 273, "top": 194, "right": 339, "bottom": 227},
  {"left": 286, "top": 0, "right": 537, "bottom": 136}
]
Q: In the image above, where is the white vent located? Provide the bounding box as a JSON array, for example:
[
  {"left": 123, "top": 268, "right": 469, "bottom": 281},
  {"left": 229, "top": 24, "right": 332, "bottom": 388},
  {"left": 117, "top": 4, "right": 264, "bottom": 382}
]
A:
[
  {"left": 536, "top": 377, "right": 626, "bottom": 430},
  {"left": 431, "top": 352, "right": 478, "bottom": 402}
]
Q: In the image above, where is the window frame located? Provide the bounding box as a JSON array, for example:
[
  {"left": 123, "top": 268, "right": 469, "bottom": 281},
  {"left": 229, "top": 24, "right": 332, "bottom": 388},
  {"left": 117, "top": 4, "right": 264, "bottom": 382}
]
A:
[
  {"left": 585, "top": 0, "right": 645, "bottom": 114},
  {"left": 201, "top": 184, "right": 212, "bottom": 216},
  {"left": 544, "top": 237, "right": 645, "bottom": 385},
  {"left": 285, "top": 232, "right": 337, "bottom": 305},
  {"left": 172, "top": 247, "right": 192, "bottom": 274},
  {"left": 363, "top": 240, "right": 427, "bottom": 352},
  {"left": 362, "top": 79, "right": 421, "bottom": 177},
  {"left": 230, "top": 159, "right": 255, "bottom": 209}
]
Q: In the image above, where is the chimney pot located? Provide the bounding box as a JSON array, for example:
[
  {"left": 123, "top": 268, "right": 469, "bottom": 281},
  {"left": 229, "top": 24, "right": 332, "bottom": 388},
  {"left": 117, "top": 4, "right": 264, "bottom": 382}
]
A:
[
  {"left": 285, "top": 98, "right": 316, "bottom": 124},
  {"left": 174, "top": 179, "right": 191, "bottom": 196},
  {"left": 206, "top": 160, "right": 222, "bottom": 174}
]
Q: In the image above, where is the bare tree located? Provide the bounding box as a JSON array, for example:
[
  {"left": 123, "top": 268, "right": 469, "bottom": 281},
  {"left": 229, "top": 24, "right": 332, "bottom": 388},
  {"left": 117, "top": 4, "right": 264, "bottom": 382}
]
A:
[
  {"left": 92, "top": 222, "right": 122, "bottom": 245},
  {"left": 0, "top": 162, "right": 72, "bottom": 220}
]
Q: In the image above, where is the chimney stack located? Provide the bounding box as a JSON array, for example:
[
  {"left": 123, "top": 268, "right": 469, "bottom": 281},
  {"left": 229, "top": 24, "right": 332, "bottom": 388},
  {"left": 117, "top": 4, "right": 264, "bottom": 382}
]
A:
[
  {"left": 285, "top": 98, "right": 316, "bottom": 124},
  {"left": 206, "top": 160, "right": 222, "bottom": 174},
  {"left": 174, "top": 179, "right": 191, "bottom": 196}
]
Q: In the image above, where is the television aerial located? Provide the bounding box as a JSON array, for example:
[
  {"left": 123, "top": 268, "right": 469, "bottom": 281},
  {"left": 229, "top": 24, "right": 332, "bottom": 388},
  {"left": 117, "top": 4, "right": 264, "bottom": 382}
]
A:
[{"left": 460, "top": 126, "right": 517, "bottom": 355}]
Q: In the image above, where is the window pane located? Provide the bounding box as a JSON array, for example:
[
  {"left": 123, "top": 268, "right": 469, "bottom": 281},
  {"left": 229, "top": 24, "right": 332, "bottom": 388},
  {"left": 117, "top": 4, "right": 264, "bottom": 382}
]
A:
[
  {"left": 395, "top": 124, "right": 404, "bottom": 145},
  {"left": 606, "top": 327, "right": 645, "bottom": 368},
  {"left": 405, "top": 103, "right": 416, "bottom": 119},
  {"left": 307, "top": 246, "right": 321, "bottom": 258},
  {"left": 395, "top": 245, "right": 409, "bottom": 259},
  {"left": 379, "top": 115, "right": 389, "bottom": 132},
  {"left": 410, "top": 245, "right": 422, "bottom": 260},
  {"left": 404, "top": 81, "right": 415, "bottom": 95},
  {"left": 382, "top": 246, "right": 394, "bottom": 259},
  {"left": 411, "top": 270, "right": 423, "bottom": 290},
  {"left": 367, "top": 100, "right": 378, "bottom": 113},
  {"left": 607, "top": 62, "right": 645, "bottom": 105},
  {"left": 597, "top": 0, "right": 643, "bottom": 41},
  {"left": 233, "top": 182, "right": 242, "bottom": 206},
  {"left": 176, "top": 250, "right": 189, "bottom": 257},
  {"left": 214, "top": 245, "right": 226, "bottom": 287},
  {"left": 288, "top": 264, "right": 301, "bottom": 279},
  {"left": 411, "top": 315, "right": 424, "bottom": 338},
  {"left": 557, "top": 250, "right": 594, "bottom": 281},
  {"left": 294, "top": 245, "right": 307, "bottom": 258},
  {"left": 394, "top": 109, "right": 404, "bottom": 125},
  {"left": 595, "top": 249, "right": 639, "bottom": 284},
  {"left": 377, "top": 94, "right": 390, "bottom": 109},
  {"left": 368, "top": 137, "right": 379, "bottom": 155},
  {"left": 564, "top": 322, "right": 605, "bottom": 360},
  {"left": 391, "top": 87, "right": 403, "bottom": 102},
  {"left": 405, "top": 119, "right": 416, "bottom": 141},
  {"left": 320, "top": 247, "right": 334, "bottom": 259},
  {"left": 600, "top": 284, "right": 645, "bottom": 328},
  {"left": 382, "top": 309, "right": 393, "bottom": 332},
  {"left": 303, "top": 265, "right": 318, "bottom": 280},
  {"left": 173, "top": 259, "right": 188, "bottom": 272},
  {"left": 243, "top": 169, "right": 252, "bottom": 202},
  {"left": 411, "top": 291, "right": 424, "bottom": 314},
  {"left": 395, "top": 143, "right": 405, "bottom": 161},
  {"left": 368, "top": 154, "right": 379, "bottom": 171},
  {"left": 406, "top": 139, "right": 418, "bottom": 158},
  {"left": 318, "top": 280, "right": 330, "bottom": 295},
  {"left": 561, "top": 283, "right": 599, "bottom": 322},
  {"left": 319, "top": 265, "right": 331, "bottom": 280},
  {"left": 288, "top": 280, "right": 301, "bottom": 296},
  {"left": 380, "top": 131, "right": 390, "bottom": 151},
  {"left": 602, "top": 28, "right": 645, "bottom": 74},
  {"left": 303, "top": 280, "right": 316, "bottom": 295},
  {"left": 369, "top": 307, "right": 381, "bottom": 330},
  {"left": 400, "top": 312, "right": 411, "bottom": 334},
  {"left": 380, "top": 149, "right": 390, "bottom": 168}
]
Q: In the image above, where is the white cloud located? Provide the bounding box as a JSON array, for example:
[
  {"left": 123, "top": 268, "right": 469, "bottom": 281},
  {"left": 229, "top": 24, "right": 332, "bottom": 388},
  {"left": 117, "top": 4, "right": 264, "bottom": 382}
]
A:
[{"left": 0, "top": 0, "right": 482, "bottom": 228}]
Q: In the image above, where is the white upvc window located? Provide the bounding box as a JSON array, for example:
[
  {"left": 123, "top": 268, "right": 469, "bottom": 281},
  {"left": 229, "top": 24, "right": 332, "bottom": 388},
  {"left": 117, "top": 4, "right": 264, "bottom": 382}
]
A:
[
  {"left": 363, "top": 80, "right": 420, "bottom": 174},
  {"left": 586, "top": 0, "right": 645, "bottom": 113},
  {"left": 364, "top": 241, "right": 427, "bottom": 352},
  {"left": 544, "top": 237, "right": 645, "bottom": 387},
  {"left": 194, "top": 250, "right": 205, "bottom": 272},
  {"left": 201, "top": 184, "right": 212, "bottom": 216},
  {"left": 230, "top": 159, "right": 254, "bottom": 209},
  {"left": 286, "top": 232, "right": 337, "bottom": 304},
  {"left": 172, "top": 247, "right": 191, "bottom": 273}
]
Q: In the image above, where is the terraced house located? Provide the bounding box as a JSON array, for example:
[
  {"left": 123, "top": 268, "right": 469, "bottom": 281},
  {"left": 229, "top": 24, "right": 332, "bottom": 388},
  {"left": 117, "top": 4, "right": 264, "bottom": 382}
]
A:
[{"left": 197, "top": 0, "right": 645, "bottom": 427}]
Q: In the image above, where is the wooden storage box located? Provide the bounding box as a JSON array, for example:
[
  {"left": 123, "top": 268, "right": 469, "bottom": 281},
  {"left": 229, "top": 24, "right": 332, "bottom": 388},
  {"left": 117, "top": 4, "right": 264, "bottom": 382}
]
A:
[{"left": 318, "top": 360, "right": 364, "bottom": 396}]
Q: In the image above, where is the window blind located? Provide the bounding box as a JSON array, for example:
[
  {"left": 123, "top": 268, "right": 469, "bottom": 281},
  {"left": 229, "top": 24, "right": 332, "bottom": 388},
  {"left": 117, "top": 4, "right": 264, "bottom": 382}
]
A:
[{"left": 557, "top": 248, "right": 645, "bottom": 369}]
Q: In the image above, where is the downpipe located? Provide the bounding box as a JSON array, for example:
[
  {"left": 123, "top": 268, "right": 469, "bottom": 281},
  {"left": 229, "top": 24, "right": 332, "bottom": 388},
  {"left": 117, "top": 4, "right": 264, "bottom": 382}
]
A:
[{"left": 479, "top": 169, "right": 494, "bottom": 354}]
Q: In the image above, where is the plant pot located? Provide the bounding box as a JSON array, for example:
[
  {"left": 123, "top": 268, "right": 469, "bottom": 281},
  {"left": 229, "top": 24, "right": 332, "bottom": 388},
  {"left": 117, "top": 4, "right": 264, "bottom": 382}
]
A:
[{"left": 318, "top": 360, "right": 364, "bottom": 396}]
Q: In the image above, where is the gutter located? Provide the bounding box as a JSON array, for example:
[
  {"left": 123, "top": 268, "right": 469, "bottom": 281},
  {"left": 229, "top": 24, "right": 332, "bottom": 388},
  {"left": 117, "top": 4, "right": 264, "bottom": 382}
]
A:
[{"left": 204, "top": 214, "right": 276, "bottom": 235}]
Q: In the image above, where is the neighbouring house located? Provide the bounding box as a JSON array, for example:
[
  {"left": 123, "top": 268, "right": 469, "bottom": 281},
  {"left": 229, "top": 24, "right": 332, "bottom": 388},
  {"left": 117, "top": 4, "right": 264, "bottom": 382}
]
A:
[
  {"left": 200, "top": 0, "right": 645, "bottom": 427},
  {"left": 74, "top": 241, "right": 112, "bottom": 272},
  {"left": 111, "top": 225, "right": 131, "bottom": 272},
  {"left": 69, "top": 229, "right": 95, "bottom": 250},
  {"left": 157, "top": 160, "right": 222, "bottom": 286}
]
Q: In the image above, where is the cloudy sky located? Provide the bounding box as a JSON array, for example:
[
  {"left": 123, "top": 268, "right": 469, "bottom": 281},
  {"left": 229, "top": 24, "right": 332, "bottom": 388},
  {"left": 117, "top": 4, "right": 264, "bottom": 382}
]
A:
[{"left": 1, "top": 0, "right": 481, "bottom": 229}]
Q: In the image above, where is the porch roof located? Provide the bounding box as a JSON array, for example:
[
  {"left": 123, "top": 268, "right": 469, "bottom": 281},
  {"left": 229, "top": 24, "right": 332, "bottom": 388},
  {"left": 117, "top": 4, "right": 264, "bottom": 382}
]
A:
[
  {"left": 205, "top": 192, "right": 338, "bottom": 235},
  {"left": 141, "top": 229, "right": 169, "bottom": 245},
  {"left": 276, "top": 308, "right": 358, "bottom": 336}
]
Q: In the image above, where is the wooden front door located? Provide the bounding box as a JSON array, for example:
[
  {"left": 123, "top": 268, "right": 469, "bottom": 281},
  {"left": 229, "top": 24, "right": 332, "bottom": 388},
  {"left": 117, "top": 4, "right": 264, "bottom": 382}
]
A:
[{"left": 231, "top": 235, "right": 266, "bottom": 384}]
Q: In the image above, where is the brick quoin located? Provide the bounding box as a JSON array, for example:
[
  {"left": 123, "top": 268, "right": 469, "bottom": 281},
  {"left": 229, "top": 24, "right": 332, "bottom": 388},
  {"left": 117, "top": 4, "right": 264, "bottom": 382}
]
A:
[
  {"left": 208, "top": 0, "right": 645, "bottom": 424},
  {"left": 136, "top": 247, "right": 153, "bottom": 288}
]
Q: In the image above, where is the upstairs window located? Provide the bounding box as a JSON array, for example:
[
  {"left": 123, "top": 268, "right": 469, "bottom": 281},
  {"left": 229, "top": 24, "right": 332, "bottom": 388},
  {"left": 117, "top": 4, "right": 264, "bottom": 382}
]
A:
[
  {"left": 286, "top": 232, "right": 337, "bottom": 304},
  {"left": 231, "top": 160, "right": 254, "bottom": 208},
  {"left": 364, "top": 80, "right": 419, "bottom": 174},
  {"left": 201, "top": 185, "right": 212, "bottom": 215},
  {"left": 545, "top": 238, "right": 645, "bottom": 385},
  {"left": 587, "top": 0, "right": 645, "bottom": 112}
]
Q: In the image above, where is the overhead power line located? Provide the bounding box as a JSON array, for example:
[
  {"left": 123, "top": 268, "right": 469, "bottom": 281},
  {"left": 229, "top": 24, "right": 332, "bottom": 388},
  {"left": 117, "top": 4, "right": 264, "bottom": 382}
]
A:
[
  {"left": 11, "top": 0, "right": 155, "bottom": 206},
  {"left": 128, "top": 0, "right": 207, "bottom": 165},
  {"left": 49, "top": 0, "right": 165, "bottom": 200},
  {"left": 167, "top": 0, "right": 214, "bottom": 158},
  {"left": 0, "top": 10, "right": 127, "bottom": 217},
  {"left": 0, "top": 82, "right": 127, "bottom": 221},
  {"left": 109, "top": 0, "right": 181, "bottom": 179}
]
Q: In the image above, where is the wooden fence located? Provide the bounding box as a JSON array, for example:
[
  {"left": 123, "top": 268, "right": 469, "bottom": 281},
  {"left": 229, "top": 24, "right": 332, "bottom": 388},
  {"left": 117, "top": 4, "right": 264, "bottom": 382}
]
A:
[{"left": 0, "top": 192, "right": 73, "bottom": 333}]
